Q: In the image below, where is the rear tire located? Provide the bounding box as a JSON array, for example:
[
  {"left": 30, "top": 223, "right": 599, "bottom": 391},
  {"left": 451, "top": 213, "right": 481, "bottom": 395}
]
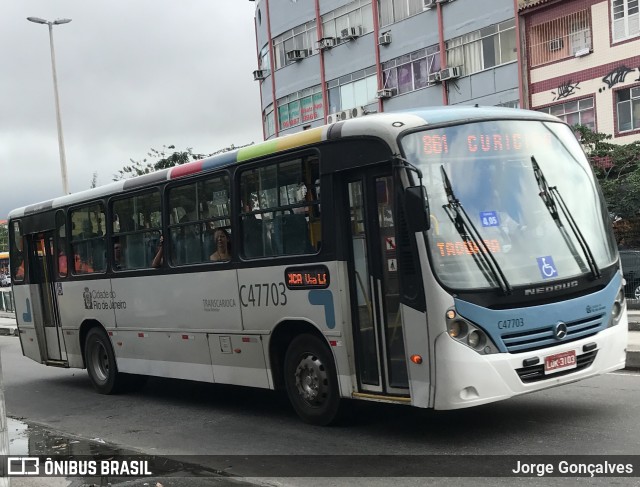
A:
[
  {"left": 284, "top": 334, "right": 341, "bottom": 425},
  {"left": 84, "top": 327, "right": 123, "bottom": 394}
]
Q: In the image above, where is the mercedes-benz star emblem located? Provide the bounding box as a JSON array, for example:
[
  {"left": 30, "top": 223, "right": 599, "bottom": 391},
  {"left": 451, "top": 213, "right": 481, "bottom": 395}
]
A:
[{"left": 554, "top": 322, "right": 568, "bottom": 340}]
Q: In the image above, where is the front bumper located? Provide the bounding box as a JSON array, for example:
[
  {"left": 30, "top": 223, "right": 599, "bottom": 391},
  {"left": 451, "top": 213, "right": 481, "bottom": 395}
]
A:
[{"left": 433, "top": 315, "right": 628, "bottom": 410}]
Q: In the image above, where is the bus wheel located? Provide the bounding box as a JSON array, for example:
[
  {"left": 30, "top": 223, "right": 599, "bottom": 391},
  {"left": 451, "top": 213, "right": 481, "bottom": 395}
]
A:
[
  {"left": 85, "top": 327, "right": 121, "bottom": 394},
  {"left": 284, "top": 334, "right": 340, "bottom": 425}
]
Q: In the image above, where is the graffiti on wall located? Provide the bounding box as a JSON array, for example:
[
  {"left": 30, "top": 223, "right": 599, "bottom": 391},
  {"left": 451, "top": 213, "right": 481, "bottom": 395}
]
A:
[
  {"left": 552, "top": 80, "right": 580, "bottom": 101},
  {"left": 598, "top": 65, "right": 639, "bottom": 93},
  {"left": 549, "top": 65, "right": 640, "bottom": 100},
  {"left": 601, "top": 66, "right": 635, "bottom": 90}
]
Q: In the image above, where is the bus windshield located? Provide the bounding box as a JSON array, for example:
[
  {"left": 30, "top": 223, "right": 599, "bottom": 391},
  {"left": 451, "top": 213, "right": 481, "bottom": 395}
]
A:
[{"left": 401, "top": 119, "right": 617, "bottom": 291}]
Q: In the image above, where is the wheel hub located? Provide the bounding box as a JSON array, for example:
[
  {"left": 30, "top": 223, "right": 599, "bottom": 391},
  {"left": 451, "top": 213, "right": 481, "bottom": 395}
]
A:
[{"left": 294, "top": 354, "right": 328, "bottom": 405}]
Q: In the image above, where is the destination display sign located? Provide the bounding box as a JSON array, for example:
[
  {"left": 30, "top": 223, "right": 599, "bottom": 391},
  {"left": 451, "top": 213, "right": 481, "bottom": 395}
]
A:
[
  {"left": 285, "top": 265, "right": 330, "bottom": 290},
  {"left": 420, "top": 132, "right": 552, "bottom": 155}
]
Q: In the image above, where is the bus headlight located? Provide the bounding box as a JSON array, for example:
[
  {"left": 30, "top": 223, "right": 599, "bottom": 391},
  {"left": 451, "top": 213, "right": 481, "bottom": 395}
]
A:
[
  {"left": 445, "top": 309, "right": 498, "bottom": 354},
  {"left": 447, "top": 320, "right": 468, "bottom": 339},
  {"left": 608, "top": 287, "right": 625, "bottom": 328},
  {"left": 467, "top": 330, "right": 484, "bottom": 349}
]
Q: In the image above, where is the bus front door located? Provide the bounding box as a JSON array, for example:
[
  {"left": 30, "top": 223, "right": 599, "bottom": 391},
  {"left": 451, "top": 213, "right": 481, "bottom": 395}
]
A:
[
  {"left": 26, "top": 232, "right": 67, "bottom": 365},
  {"left": 344, "top": 167, "right": 409, "bottom": 396}
]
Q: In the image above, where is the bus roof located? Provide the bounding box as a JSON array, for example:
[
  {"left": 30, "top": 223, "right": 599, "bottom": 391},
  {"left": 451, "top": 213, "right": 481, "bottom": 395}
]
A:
[{"left": 9, "top": 106, "right": 557, "bottom": 219}]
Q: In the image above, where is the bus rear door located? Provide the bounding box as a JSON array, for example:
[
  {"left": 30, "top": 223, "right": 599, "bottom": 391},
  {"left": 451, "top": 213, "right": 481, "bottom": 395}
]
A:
[{"left": 25, "top": 231, "right": 67, "bottom": 365}]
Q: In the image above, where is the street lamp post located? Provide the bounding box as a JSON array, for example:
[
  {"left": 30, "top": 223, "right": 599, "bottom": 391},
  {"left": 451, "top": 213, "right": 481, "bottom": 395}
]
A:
[{"left": 27, "top": 16, "right": 72, "bottom": 195}]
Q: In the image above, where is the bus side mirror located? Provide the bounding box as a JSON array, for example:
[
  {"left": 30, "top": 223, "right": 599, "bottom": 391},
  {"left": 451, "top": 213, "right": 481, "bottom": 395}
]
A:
[{"left": 404, "top": 186, "right": 430, "bottom": 232}]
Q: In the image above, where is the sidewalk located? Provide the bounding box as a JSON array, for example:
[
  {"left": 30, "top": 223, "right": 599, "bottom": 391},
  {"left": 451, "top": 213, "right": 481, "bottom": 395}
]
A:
[{"left": 626, "top": 309, "right": 640, "bottom": 370}]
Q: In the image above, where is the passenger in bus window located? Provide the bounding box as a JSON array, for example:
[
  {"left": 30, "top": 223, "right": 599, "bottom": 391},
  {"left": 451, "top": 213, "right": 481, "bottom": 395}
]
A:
[
  {"left": 73, "top": 253, "right": 94, "bottom": 274},
  {"left": 58, "top": 244, "right": 68, "bottom": 277},
  {"left": 151, "top": 235, "right": 164, "bottom": 268},
  {"left": 210, "top": 228, "right": 230, "bottom": 262},
  {"left": 113, "top": 239, "right": 123, "bottom": 270},
  {"left": 15, "top": 258, "right": 24, "bottom": 280}
]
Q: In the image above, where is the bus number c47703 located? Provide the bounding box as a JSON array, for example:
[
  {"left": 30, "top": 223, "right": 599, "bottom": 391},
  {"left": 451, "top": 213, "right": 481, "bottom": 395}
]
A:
[{"left": 239, "top": 283, "right": 287, "bottom": 307}]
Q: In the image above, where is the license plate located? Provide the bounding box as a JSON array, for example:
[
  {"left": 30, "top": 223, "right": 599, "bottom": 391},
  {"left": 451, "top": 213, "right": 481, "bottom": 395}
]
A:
[{"left": 544, "top": 350, "right": 577, "bottom": 374}]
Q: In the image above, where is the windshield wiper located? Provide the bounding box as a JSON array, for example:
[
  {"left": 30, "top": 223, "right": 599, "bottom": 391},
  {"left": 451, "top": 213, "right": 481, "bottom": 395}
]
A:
[
  {"left": 531, "top": 156, "right": 601, "bottom": 279},
  {"left": 440, "top": 166, "right": 512, "bottom": 295}
]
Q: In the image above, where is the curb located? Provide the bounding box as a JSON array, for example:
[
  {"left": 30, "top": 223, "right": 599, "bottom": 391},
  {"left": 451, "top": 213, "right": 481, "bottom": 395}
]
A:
[{"left": 626, "top": 350, "right": 640, "bottom": 370}]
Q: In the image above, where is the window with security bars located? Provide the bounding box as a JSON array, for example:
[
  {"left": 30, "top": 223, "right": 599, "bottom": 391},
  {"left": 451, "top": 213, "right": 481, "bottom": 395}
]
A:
[
  {"left": 612, "top": 0, "right": 640, "bottom": 42},
  {"left": 529, "top": 9, "right": 592, "bottom": 66},
  {"left": 537, "top": 97, "right": 595, "bottom": 131}
]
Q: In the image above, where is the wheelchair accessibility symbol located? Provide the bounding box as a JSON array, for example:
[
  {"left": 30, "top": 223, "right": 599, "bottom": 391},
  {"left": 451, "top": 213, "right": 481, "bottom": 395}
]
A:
[{"left": 536, "top": 256, "right": 558, "bottom": 279}]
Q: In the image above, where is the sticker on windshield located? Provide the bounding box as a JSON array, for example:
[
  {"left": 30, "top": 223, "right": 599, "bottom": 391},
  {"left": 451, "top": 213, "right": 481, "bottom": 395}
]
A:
[
  {"left": 480, "top": 211, "right": 500, "bottom": 227},
  {"left": 537, "top": 256, "right": 558, "bottom": 279}
]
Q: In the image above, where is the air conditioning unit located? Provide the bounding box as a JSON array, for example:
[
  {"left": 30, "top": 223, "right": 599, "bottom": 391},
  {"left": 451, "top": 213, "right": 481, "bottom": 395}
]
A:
[
  {"left": 286, "top": 49, "right": 309, "bottom": 62},
  {"left": 427, "top": 71, "right": 441, "bottom": 84},
  {"left": 439, "top": 66, "right": 461, "bottom": 81},
  {"left": 327, "top": 106, "right": 367, "bottom": 124},
  {"left": 253, "top": 69, "right": 269, "bottom": 81},
  {"left": 423, "top": 0, "right": 437, "bottom": 10},
  {"left": 317, "top": 37, "right": 337, "bottom": 50},
  {"left": 378, "top": 32, "right": 392, "bottom": 46},
  {"left": 376, "top": 88, "right": 396, "bottom": 99},
  {"left": 341, "top": 26, "right": 364, "bottom": 40},
  {"left": 549, "top": 38, "right": 563, "bottom": 52},
  {"left": 574, "top": 47, "right": 590, "bottom": 57}
]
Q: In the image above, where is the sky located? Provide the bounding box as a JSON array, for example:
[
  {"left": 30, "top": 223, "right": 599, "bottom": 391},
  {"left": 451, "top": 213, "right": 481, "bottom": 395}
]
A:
[{"left": 0, "top": 1, "right": 263, "bottom": 219}]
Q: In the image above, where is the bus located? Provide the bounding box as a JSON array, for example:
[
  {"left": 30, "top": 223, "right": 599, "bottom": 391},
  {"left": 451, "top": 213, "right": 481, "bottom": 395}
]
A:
[{"left": 8, "top": 107, "right": 627, "bottom": 425}]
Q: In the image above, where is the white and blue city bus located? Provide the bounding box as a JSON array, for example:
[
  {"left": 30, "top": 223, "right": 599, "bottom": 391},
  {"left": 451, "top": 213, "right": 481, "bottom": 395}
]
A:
[{"left": 8, "top": 107, "right": 627, "bottom": 424}]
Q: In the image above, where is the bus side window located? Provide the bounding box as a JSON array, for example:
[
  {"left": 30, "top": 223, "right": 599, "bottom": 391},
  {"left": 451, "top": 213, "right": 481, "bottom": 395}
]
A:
[
  {"left": 242, "top": 216, "right": 263, "bottom": 258},
  {"left": 168, "top": 173, "right": 231, "bottom": 266},
  {"left": 112, "top": 191, "right": 161, "bottom": 270},
  {"left": 70, "top": 203, "right": 106, "bottom": 275},
  {"left": 273, "top": 213, "right": 311, "bottom": 255}
]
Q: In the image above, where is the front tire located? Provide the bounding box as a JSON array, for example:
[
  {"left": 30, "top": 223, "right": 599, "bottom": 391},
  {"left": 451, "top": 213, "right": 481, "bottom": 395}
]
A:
[
  {"left": 284, "top": 334, "right": 341, "bottom": 425},
  {"left": 84, "top": 327, "right": 123, "bottom": 394}
]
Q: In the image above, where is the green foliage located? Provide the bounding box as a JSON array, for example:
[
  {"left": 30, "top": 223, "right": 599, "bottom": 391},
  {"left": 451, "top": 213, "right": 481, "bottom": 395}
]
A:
[
  {"left": 575, "top": 125, "right": 640, "bottom": 219},
  {"left": 0, "top": 222, "right": 7, "bottom": 253},
  {"left": 113, "top": 143, "right": 254, "bottom": 181}
]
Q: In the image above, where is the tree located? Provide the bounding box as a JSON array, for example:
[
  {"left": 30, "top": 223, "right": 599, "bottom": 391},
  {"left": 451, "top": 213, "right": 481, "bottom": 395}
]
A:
[
  {"left": 0, "top": 222, "right": 7, "bottom": 253},
  {"left": 575, "top": 125, "right": 640, "bottom": 219},
  {"left": 113, "top": 142, "right": 253, "bottom": 181},
  {"left": 575, "top": 125, "right": 640, "bottom": 247}
]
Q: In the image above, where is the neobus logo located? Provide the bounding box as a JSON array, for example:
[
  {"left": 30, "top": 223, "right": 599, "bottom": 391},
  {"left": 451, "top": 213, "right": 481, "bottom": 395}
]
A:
[{"left": 524, "top": 281, "right": 579, "bottom": 296}]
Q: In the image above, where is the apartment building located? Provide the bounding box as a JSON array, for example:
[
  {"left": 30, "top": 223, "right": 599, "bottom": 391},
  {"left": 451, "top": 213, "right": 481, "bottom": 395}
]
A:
[
  {"left": 520, "top": 0, "right": 640, "bottom": 142},
  {"left": 252, "top": 0, "right": 521, "bottom": 139}
]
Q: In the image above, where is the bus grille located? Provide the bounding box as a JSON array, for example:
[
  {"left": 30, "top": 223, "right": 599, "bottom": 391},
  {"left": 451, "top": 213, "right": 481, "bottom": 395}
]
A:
[
  {"left": 515, "top": 350, "right": 598, "bottom": 383},
  {"left": 501, "top": 314, "right": 605, "bottom": 354}
]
